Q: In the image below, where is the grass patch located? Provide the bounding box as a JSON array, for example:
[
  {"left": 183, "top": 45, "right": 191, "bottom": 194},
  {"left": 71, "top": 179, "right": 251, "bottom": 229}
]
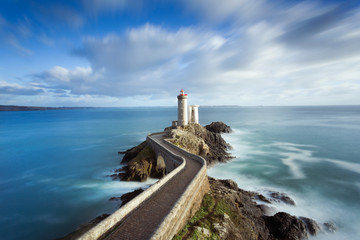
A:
[{"left": 172, "top": 194, "right": 235, "bottom": 240}]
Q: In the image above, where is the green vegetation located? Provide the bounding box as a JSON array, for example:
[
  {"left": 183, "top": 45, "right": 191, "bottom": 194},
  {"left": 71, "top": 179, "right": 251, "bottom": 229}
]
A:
[{"left": 172, "top": 194, "right": 235, "bottom": 240}]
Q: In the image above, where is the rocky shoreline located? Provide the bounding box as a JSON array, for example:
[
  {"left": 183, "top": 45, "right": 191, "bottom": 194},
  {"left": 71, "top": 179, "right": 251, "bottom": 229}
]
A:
[
  {"left": 109, "top": 121, "right": 233, "bottom": 182},
  {"left": 173, "top": 177, "right": 335, "bottom": 240},
  {"left": 60, "top": 122, "right": 335, "bottom": 239}
]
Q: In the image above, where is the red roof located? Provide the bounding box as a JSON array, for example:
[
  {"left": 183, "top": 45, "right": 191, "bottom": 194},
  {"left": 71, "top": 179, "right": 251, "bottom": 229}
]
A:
[{"left": 179, "top": 89, "right": 187, "bottom": 96}]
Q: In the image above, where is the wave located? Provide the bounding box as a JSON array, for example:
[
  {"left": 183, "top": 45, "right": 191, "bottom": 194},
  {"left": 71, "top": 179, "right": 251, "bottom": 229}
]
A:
[{"left": 325, "top": 159, "right": 360, "bottom": 175}]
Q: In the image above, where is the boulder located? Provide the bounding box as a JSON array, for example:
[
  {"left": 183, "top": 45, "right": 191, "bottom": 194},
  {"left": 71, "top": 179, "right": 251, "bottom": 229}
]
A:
[
  {"left": 258, "top": 204, "right": 276, "bottom": 216},
  {"left": 120, "top": 188, "right": 144, "bottom": 207},
  {"left": 265, "top": 212, "right": 308, "bottom": 240},
  {"left": 269, "top": 192, "right": 296, "bottom": 206},
  {"left": 300, "top": 217, "right": 321, "bottom": 236},
  {"left": 205, "top": 121, "right": 232, "bottom": 133}
]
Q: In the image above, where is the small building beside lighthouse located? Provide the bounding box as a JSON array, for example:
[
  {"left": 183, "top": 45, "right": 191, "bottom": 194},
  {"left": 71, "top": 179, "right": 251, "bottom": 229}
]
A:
[
  {"left": 188, "top": 105, "right": 199, "bottom": 124},
  {"left": 174, "top": 89, "right": 199, "bottom": 127}
]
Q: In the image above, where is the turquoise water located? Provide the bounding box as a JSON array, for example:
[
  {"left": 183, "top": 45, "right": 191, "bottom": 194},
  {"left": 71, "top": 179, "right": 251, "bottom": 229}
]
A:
[{"left": 1, "top": 106, "right": 359, "bottom": 239}]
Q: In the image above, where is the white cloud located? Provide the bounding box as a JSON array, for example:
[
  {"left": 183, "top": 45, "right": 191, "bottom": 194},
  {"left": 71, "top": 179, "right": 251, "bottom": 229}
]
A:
[
  {"left": 0, "top": 81, "right": 43, "bottom": 95},
  {"left": 8, "top": 1, "right": 360, "bottom": 106},
  {"left": 34, "top": 66, "right": 104, "bottom": 95},
  {"left": 77, "top": 23, "right": 202, "bottom": 73}
]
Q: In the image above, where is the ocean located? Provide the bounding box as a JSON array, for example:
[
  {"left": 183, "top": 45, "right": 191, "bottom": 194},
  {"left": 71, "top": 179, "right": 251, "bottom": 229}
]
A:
[{"left": 0, "top": 106, "right": 359, "bottom": 239}]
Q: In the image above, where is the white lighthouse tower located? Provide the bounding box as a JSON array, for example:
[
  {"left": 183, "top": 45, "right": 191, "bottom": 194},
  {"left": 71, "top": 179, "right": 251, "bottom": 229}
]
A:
[{"left": 177, "top": 89, "right": 188, "bottom": 126}]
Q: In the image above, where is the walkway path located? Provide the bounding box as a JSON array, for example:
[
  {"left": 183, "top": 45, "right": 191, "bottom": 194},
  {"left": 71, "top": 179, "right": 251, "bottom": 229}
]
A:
[{"left": 101, "top": 133, "right": 202, "bottom": 240}]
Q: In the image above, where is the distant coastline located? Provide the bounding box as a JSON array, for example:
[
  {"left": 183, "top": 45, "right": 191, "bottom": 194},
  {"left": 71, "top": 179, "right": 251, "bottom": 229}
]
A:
[{"left": 0, "top": 105, "right": 93, "bottom": 112}]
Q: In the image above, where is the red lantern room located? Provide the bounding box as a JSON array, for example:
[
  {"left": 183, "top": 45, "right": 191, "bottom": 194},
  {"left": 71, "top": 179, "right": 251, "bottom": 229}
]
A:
[{"left": 179, "top": 89, "right": 187, "bottom": 96}]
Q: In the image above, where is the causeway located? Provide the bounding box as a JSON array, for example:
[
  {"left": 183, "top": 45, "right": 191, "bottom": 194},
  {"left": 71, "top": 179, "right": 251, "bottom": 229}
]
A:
[{"left": 100, "top": 133, "right": 204, "bottom": 240}]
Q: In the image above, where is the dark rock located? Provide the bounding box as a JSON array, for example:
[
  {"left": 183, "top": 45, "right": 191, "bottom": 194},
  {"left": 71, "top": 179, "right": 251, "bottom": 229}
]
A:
[
  {"left": 109, "top": 173, "right": 121, "bottom": 180},
  {"left": 219, "top": 179, "right": 238, "bottom": 191},
  {"left": 300, "top": 217, "right": 321, "bottom": 236},
  {"left": 258, "top": 204, "right": 276, "bottom": 216},
  {"left": 270, "top": 192, "right": 296, "bottom": 206},
  {"left": 109, "top": 189, "right": 144, "bottom": 207},
  {"left": 195, "top": 125, "right": 233, "bottom": 166},
  {"left": 120, "top": 141, "right": 147, "bottom": 163},
  {"left": 205, "top": 121, "right": 232, "bottom": 133},
  {"left": 108, "top": 196, "right": 121, "bottom": 201},
  {"left": 119, "top": 188, "right": 144, "bottom": 207},
  {"left": 117, "top": 142, "right": 166, "bottom": 182},
  {"left": 324, "top": 222, "right": 337, "bottom": 233},
  {"left": 265, "top": 212, "right": 308, "bottom": 240},
  {"left": 255, "top": 194, "right": 272, "bottom": 203}
]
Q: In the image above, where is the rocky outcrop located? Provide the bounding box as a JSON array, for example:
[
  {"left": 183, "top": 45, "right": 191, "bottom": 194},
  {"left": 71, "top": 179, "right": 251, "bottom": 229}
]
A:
[
  {"left": 114, "top": 122, "right": 233, "bottom": 182},
  {"left": 254, "top": 191, "right": 296, "bottom": 206},
  {"left": 166, "top": 123, "right": 233, "bottom": 166},
  {"left": 265, "top": 212, "right": 308, "bottom": 240},
  {"left": 205, "top": 121, "right": 232, "bottom": 134},
  {"left": 109, "top": 188, "right": 144, "bottom": 207},
  {"left": 300, "top": 217, "right": 321, "bottom": 236},
  {"left": 114, "top": 141, "right": 166, "bottom": 182},
  {"left": 174, "top": 177, "right": 324, "bottom": 240}
]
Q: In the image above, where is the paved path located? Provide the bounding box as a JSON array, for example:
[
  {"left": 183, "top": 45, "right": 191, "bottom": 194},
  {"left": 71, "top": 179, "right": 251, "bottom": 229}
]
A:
[{"left": 101, "top": 133, "right": 202, "bottom": 240}]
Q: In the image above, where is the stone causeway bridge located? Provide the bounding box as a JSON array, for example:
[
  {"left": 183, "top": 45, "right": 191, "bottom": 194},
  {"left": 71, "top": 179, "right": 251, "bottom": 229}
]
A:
[{"left": 78, "top": 132, "right": 210, "bottom": 240}]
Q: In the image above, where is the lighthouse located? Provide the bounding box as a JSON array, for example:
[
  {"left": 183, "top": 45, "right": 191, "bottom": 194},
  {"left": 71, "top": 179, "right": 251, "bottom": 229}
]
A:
[{"left": 177, "top": 89, "right": 188, "bottom": 126}]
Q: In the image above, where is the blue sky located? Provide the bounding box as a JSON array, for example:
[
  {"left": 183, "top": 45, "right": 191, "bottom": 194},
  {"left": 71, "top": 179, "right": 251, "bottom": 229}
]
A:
[{"left": 0, "top": 0, "right": 359, "bottom": 107}]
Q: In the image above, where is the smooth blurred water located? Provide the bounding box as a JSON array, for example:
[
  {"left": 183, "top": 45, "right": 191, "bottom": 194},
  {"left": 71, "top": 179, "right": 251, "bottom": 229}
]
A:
[
  {"left": 1, "top": 106, "right": 359, "bottom": 239},
  {"left": 0, "top": 108, "right": 174, "bottom": 240},
  {"left": 206, "top": 106, "right": 360, "bottom": 240}
]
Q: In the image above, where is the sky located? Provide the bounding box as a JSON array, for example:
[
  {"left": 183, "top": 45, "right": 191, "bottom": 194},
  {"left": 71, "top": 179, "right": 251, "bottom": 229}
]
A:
[{"left": 0, "top": 0, "right": 359, "bottom": 107}]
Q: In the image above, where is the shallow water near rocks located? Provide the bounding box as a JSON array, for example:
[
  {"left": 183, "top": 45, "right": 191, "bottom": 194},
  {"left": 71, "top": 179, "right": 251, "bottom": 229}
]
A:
[{"left": 1, "top": 106, "right": 359, "bottom": 239}]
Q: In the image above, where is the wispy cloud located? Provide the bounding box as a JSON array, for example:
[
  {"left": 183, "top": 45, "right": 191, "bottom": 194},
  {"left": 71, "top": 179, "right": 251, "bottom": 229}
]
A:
[
  {"left": 0, "top": 81, "right": 43, "bottom": 95},
  {"left": 2, "top": 0, "right": 360, "bottom": 106}
]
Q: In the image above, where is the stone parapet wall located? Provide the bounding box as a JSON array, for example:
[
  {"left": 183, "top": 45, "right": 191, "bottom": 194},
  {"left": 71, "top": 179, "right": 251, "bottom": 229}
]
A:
[
  {"left": 78, "top": 132, "right": 209, "bottom": 240},
  {"left": 146, "top": 134, "right": 182, "bottom": 172},
  {"left": 150, "top": 140, "right": 210, "bottom": 240}
]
